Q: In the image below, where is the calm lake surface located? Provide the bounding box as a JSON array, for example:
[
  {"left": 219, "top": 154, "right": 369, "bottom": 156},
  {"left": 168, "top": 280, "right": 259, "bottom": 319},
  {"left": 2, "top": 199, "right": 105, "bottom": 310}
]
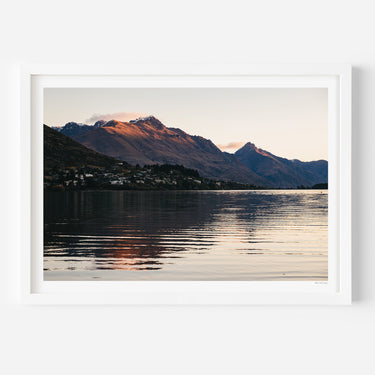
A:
[{"left": 44, "top": 190, "right": 328, "bottom": 281}]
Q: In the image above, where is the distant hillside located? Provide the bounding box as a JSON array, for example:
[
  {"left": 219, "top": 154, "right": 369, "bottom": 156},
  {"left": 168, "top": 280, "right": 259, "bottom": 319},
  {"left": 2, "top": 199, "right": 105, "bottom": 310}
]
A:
[
  {"left": 56, "top": 117, "right": 268, "bottom": 186},
  {"left": 44, "top": 125, "right": 123, "bottom": 171},
  {"left": 234, "top": 142, "right": 328, "bottom": 188}
]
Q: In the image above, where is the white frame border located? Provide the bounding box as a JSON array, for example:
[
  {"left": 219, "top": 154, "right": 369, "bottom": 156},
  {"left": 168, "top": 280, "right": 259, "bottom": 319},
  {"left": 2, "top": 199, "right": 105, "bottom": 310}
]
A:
[{"left": 20, "top": 64, "right": 352, "bottom": 305}]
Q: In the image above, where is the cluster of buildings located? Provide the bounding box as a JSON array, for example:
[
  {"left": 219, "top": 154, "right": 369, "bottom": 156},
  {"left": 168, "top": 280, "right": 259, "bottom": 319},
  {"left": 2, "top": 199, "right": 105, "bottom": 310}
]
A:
[{"left": 44, "top": 164, "right": 223, "bottom": 191}]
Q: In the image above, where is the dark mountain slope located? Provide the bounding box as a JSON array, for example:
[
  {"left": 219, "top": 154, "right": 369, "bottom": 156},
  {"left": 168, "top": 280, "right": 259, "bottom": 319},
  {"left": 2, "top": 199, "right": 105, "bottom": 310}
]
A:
[{"left": 44, "top": 125, "right": 123, "bottom": 171}]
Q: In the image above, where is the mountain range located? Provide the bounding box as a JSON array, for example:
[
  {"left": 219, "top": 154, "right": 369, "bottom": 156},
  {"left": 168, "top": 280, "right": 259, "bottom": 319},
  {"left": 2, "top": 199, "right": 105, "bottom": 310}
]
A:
[{"left": 52, "top": 116, "right": 328, "bottom": 188}]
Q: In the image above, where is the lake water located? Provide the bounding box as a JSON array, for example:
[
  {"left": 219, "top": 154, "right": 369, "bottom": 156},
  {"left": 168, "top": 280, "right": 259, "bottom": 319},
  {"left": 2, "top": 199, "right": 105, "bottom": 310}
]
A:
[{"left": 44, "top": 190, "right": 328, "bottom": 281}]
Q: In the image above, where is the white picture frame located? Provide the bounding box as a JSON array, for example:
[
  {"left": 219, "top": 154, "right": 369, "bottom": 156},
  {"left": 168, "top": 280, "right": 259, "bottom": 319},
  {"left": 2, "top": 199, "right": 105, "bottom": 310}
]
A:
[{"left": 20, "top": 63, "right": 352, "bottom": 305}]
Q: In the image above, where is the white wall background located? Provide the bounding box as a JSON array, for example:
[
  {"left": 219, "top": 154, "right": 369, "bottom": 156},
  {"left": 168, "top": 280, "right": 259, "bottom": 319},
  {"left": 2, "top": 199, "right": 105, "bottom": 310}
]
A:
[{"left": 0, "top": 1, "right": 373, "bottom": 374}]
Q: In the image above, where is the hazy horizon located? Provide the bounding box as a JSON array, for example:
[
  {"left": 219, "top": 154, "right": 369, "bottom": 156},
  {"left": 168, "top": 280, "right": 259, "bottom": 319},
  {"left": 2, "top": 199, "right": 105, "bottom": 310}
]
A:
[{"left": 44, "top": 87, "right": 328, "bottom": 161}]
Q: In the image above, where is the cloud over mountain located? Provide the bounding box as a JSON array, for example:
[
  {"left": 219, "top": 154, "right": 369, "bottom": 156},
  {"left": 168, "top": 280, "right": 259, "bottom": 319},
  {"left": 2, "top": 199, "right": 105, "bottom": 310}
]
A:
[
  {"left": 217, "top": 142, "right": 246, "bottom": 152},
  {"left": 86, "top": 112, "right": 148, "bottom": 124}
]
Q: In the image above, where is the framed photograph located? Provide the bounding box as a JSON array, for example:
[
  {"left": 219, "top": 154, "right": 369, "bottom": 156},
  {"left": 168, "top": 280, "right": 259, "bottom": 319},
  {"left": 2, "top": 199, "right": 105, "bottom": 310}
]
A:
[{"left": 21, "top": 64, "right": 351, "bottom": 305}]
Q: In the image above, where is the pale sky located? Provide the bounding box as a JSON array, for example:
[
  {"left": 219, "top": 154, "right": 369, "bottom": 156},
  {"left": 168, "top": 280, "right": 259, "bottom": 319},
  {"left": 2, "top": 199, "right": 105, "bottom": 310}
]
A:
[{"left": 44, "top": 88, "right": 328, "bottom": 161}]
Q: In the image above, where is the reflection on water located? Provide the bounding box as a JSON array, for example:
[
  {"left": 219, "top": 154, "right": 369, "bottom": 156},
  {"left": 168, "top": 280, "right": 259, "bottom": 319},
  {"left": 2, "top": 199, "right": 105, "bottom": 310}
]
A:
[{"left": 44, "top": 190, "right": 328, "bottom": 281}]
